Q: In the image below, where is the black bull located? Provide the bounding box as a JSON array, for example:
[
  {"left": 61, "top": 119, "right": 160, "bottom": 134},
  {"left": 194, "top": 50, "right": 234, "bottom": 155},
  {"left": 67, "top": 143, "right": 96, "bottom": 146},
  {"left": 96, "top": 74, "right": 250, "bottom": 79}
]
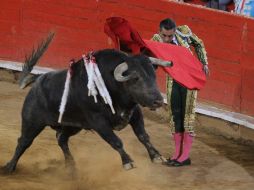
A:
[{"left": 4, "top": 35, "right": 167, "bottom": 173}]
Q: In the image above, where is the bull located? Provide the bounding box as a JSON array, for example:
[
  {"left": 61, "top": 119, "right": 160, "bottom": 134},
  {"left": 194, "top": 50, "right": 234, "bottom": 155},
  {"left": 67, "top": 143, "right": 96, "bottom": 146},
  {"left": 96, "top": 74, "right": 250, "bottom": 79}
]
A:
[{"left": 4, "top": 33, "right": 170, "bottom": 173}]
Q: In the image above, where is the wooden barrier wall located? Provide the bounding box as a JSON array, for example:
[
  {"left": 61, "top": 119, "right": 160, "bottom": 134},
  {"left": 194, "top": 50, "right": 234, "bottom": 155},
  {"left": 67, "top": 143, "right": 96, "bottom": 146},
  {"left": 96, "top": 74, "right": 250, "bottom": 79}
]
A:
[{"left": 1, "top": 0, "right": 254, "bottom": 116}]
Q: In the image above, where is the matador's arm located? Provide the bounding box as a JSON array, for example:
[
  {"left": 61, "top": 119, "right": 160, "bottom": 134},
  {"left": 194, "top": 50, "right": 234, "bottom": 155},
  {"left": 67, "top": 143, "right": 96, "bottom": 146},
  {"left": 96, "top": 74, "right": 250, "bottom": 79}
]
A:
[{"left": 189, "top": 33, "right": 208, "bottom": 65}]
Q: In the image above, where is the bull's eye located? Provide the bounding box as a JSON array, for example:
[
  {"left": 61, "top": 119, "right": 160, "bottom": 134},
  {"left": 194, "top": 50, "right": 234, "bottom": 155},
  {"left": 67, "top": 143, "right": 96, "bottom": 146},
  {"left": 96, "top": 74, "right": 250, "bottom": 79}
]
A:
[
  {"left": 132, "top": 77, "right": 139, "bottom": 83},
  {"left": 130, "top": 75, "right": 140, "bottom": 83}
]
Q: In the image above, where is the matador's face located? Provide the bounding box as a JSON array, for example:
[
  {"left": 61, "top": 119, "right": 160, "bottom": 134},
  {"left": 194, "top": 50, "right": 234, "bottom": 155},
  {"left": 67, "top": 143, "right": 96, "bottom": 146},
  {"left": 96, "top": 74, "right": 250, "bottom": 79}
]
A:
[{"left": 159, "top": 27, "right": 176, "bottom": 44}]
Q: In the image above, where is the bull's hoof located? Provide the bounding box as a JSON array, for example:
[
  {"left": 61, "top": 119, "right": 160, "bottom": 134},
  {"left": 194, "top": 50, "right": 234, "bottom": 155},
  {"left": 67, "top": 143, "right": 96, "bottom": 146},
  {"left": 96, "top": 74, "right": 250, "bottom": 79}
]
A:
[
  {"left": 123, "top": 162, "right": 135, "bottom": 170},
  {"left": 64, "top": 159, "right": 77, "bottom": 178},
  {"left": 65, "top": 159, "right": 76, "bottom": 169},
  {"left": 152, "top": 155, "right": 167, "bottom": 164},
  {"left": 1, "top": 163, "right": 16, "bottom": 174},
  {"left": 67, "top": 167, "right": 78, "bottom": 179}
]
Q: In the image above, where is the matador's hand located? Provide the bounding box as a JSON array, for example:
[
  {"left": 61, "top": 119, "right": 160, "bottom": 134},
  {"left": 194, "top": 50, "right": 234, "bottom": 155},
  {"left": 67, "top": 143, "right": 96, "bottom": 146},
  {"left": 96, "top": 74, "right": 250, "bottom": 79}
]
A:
[{"left": 203, "top": 64, "right": 209, "bottom": 76}]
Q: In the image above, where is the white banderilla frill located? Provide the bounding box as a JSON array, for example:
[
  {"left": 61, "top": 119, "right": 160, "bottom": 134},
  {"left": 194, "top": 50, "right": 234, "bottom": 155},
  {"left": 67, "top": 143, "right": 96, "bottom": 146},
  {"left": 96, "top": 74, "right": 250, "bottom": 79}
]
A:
[{"left": 83, "top": 55, "right": 115, "bottom": 114}]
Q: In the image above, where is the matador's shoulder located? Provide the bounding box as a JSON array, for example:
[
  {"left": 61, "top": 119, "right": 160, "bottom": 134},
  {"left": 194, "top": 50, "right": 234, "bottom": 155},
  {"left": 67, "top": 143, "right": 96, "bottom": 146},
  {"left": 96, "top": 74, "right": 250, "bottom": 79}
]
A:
[
  {"left": 151, "top": 34, "right": 163, "bottom": 42},
  {"left": 176, "top": 25, "right": 192, "bottom": 38}
]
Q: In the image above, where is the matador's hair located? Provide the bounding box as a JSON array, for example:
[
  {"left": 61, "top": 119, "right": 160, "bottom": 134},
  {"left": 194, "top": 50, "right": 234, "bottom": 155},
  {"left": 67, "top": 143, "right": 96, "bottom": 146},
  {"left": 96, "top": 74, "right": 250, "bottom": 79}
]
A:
[{"left": 159, "top": 18, "right": 176, "bottom": 31}]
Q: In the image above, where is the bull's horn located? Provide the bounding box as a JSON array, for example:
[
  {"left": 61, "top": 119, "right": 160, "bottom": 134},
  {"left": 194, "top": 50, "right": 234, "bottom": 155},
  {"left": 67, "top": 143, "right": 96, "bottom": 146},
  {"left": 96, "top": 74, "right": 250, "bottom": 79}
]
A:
[
  {"left": 114, "top": 62, "right": 132, "bottom": 82},
  {"left": 149, "top": 57, "right": 173, "bottom": 67}
]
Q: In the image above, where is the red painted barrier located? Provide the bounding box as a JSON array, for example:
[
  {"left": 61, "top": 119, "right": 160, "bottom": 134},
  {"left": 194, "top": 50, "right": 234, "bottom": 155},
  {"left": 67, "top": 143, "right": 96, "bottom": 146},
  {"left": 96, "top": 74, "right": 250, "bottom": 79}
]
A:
[{"left": 0, "top": 0, "right": 254, "bottom": 116}]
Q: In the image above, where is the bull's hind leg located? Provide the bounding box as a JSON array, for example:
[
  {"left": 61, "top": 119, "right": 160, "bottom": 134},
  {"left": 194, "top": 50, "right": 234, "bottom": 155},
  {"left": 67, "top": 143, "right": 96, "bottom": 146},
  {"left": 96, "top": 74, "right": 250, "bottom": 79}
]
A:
[
  {"left": 3, "top": 121, "right": 45, "bottom": 173},
  {"left": 94, "top": 124, "right": 134, "bottom": 170},
  {"left": 130, "top": 106, "right": 165, "bottom": 163},
  {"left": 55, "top": 126, "right": 81, "bottom": 168}
]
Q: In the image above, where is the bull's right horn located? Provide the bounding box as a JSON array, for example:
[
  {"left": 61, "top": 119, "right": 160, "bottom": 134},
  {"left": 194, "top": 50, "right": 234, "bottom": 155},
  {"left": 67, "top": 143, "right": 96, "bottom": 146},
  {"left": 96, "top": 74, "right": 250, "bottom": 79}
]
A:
[
  {"left": 114, "top": 62, "right": 132, "bottom": 82},
  {"left": 149, "top": 57, "right": 173, "bottom": 67}
]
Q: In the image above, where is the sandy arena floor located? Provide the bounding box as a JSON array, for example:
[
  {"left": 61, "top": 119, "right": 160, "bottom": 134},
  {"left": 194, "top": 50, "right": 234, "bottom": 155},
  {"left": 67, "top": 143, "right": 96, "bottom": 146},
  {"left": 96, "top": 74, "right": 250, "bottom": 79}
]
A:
[{"left": 0, "top": 81, "right": 254, "bottom": 190}]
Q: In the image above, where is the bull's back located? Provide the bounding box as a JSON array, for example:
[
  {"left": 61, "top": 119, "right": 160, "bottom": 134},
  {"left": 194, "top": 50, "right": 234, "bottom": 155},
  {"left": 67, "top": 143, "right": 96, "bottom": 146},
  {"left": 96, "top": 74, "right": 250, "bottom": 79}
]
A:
[{"left": 21, "top": 70, "right": 67, "bottom": 122}]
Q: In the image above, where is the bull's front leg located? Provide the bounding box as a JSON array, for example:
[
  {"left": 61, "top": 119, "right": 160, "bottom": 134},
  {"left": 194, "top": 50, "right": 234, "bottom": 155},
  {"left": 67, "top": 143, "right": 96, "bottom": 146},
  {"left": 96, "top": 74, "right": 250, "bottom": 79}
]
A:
[
  {"left": 130, "top": 106, "right": 165, "bottom": 163},
  {"left": 93, "top": 120, "right": 134, "bottom": 170}
]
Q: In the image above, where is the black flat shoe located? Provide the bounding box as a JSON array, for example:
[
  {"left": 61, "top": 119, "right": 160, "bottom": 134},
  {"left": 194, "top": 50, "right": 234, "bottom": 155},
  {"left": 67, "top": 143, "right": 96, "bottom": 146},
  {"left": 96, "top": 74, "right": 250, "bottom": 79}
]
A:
[
  {"left": 162, "top": 159, "right": 176, "bottom": 166},
  {"left": 170, "top": 158, "right": 191, "bottom": 167}
]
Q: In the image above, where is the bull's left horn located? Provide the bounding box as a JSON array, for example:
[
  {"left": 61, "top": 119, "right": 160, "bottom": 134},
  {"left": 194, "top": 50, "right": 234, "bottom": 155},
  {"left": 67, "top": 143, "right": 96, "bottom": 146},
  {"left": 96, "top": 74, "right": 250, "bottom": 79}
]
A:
[
  {"left": 114, "top": 62, "right": 132, "bottom": 82},
  {"left": 149, "top": 57, "right": 173, "bottom": 67}
]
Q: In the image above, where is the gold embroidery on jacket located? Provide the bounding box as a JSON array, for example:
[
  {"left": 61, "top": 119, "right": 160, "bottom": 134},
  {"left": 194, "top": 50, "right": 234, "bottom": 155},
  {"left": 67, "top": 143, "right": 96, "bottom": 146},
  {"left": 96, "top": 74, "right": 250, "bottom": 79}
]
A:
[{"left": 152, "top": 25, "right": 208, "bottom": 134}]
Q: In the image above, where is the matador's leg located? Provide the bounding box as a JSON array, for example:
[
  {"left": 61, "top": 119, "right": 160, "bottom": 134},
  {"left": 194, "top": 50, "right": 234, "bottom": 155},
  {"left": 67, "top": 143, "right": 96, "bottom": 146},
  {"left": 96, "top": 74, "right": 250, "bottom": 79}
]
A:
[
  {"left": 165, "top": 77, "right": 186, "bottom": 164},
  {"left": 172, "top": 90, "right": 197, "bottom": 166}
]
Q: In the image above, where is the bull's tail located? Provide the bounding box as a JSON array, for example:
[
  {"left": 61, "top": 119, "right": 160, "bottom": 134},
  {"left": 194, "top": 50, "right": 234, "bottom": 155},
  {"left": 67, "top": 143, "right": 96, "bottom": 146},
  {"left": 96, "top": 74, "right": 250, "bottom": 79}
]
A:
[{"left": 19, "top": 32, "right": 55, "bottom": 89}]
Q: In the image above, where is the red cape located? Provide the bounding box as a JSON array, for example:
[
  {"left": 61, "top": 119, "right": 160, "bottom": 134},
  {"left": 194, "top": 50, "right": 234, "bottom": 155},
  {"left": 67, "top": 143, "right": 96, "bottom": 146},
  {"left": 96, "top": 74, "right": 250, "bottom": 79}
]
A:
[{"left": 104, "top": 17, "right": 206, "bottom": 90}]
